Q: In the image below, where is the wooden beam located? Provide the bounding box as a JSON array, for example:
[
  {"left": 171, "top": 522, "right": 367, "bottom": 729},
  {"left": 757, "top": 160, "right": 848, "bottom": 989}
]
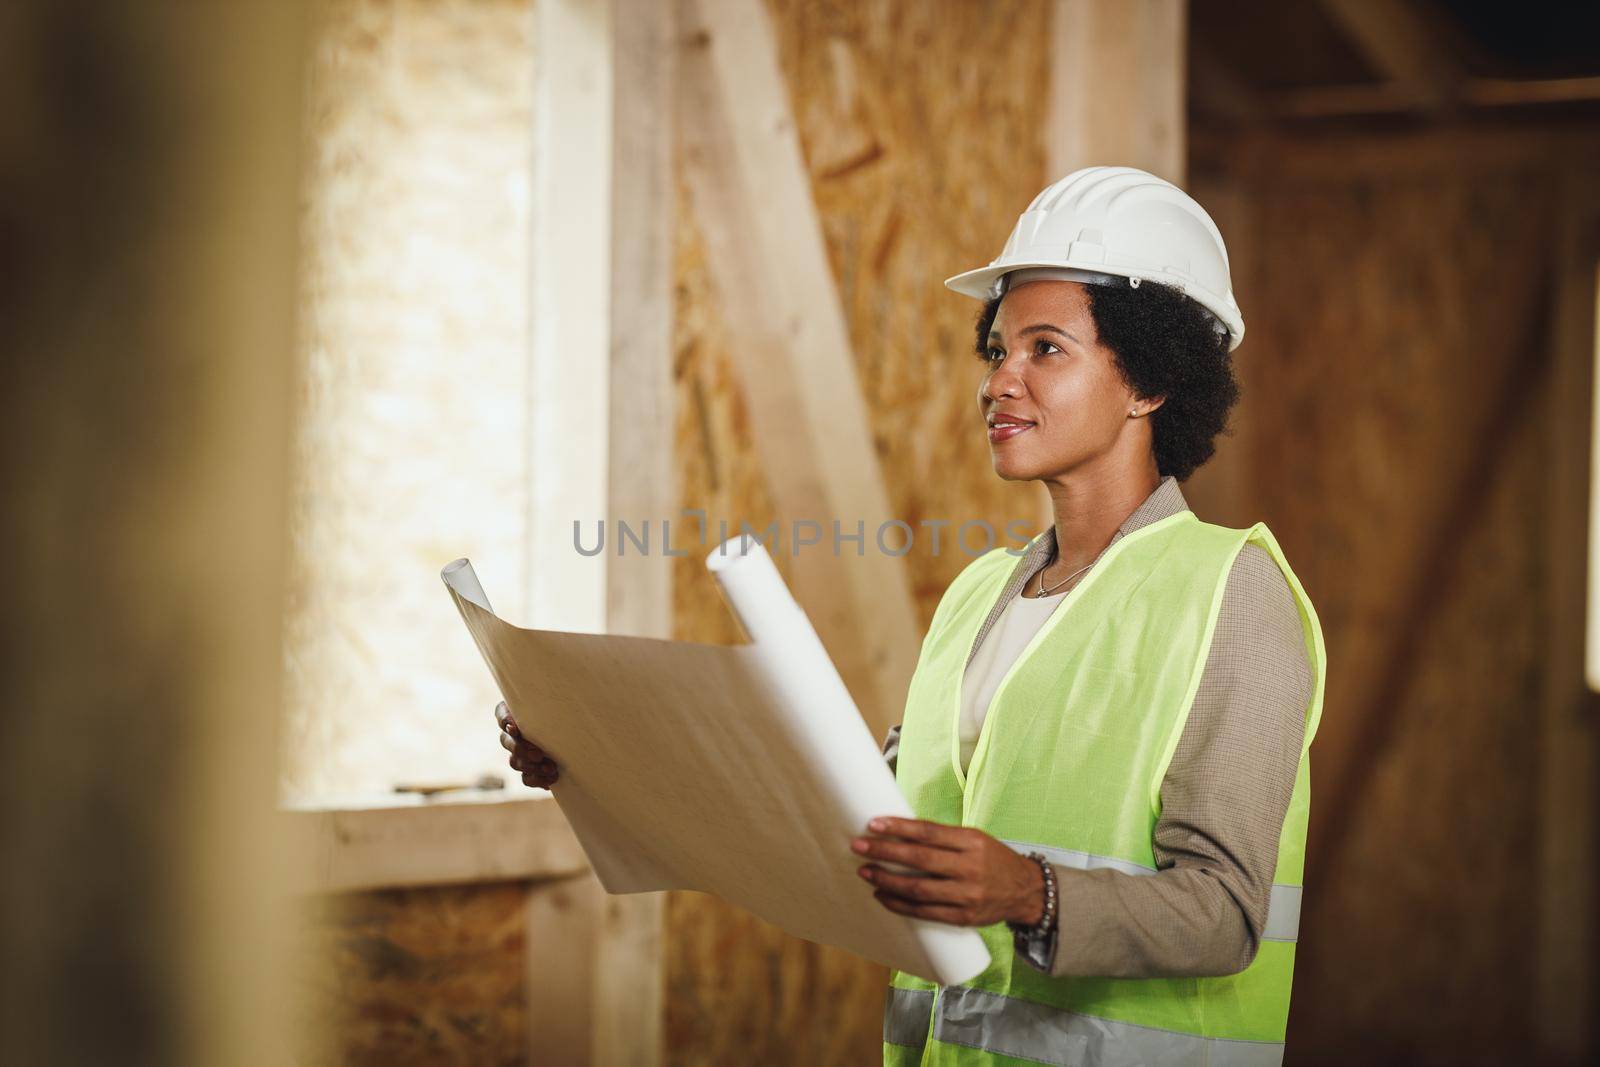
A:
[
  {"left": 524, "top": 874, "right": 602, "bottom": 1067},
  {"left": 527, "top": 3, "right": 615, "bottom": 1061},
  {"left": 280, "top": 797, "right": 588, "bottom": 894},
  {"left": 1539, "top": 169, "right": 1599, "bottom": 1059},
  {"left": 1262, "top": 76, "right": 1600, "bottom": 121},
  {"left": 529, "top": 0, "right": 613, "bottom": 635},
  {"left": 1318, "top": 0, "right": 1464, "bottom": 116},
  {"left": 596, "top": 0, "right": 675, "bottom": 1063},
  {"left": 527, "top": 1, "right": 673, "bottom": 1063},
  {"left": 609, "top": 0, "right": 677, "bottom": 646},
  {"left": 1195, "top": 123, "right": 1600, "bottom": 185},
  {"left": 1469, "top": 75, "right": 1600, "bottom": 109},
  {"left": 0, "top": 3, "right": 308, "bottom": 1064},
  {"left": 1270, "top": 81, "right": 1412, "bottom": 120},
  {"left": 589, "top": 873, "right": 667, "bottom": 1066},
  {"left": 676, "top": 0, "right": 922, "bottom": 740},
  {"left": 1047, "top": 0, "right": 1187, "bottom": 184}
]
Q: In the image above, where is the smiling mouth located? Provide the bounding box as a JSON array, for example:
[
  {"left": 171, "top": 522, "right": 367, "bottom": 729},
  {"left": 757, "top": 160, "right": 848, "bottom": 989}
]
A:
[{"left": 987, "top": 420, "right": 1034, "bottom": 442}]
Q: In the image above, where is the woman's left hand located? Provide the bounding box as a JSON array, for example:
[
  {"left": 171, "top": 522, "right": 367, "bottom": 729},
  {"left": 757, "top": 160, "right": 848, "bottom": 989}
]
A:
[{"left": 851, "top": 816, "right": 1044, "bottom": 928}]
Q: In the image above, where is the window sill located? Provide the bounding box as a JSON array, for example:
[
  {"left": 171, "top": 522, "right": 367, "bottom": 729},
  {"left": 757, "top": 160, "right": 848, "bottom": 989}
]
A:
[{"left": 279, "top": 790, "right": 587, "bottom": 894}]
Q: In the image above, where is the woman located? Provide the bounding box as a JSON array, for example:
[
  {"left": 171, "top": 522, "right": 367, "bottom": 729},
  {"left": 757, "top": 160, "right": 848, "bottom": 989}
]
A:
[{"left": 498, "top": 166, "right": 1326, "bottom": 1066}]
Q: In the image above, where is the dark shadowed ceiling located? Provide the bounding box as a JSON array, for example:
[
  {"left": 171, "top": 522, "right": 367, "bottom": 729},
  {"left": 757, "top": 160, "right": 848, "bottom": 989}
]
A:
[{"left": 1189, "top": 0, "right": 1600, "bottom": 127}]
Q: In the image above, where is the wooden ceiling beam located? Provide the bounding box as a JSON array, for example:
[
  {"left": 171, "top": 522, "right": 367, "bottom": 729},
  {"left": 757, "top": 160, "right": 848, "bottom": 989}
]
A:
[
  {"left": 1318, "top": 0, "right": 1465, "bottom": 115},
  {"left": 1466, "top": 74, "right": 1600, "bottom": 108},
  {"left": 1199, "top": 76, "right": 1600, "bottom": 124},
  {"left": 1271, "top": 81, "right": 1413, "bottom": 120}
]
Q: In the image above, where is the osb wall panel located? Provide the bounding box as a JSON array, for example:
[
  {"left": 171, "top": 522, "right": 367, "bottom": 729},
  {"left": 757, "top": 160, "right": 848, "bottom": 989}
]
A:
[
  {"left": 1190, "top": 152, "right": 1591, "bottom": 1064},
  {"left": 668, "top": 1, "right": 1053, "bottom": 1063},
  {"left": 298, "top": 884, "right": 528, "bottom": 1066},
  {"left": 672, "top": 0, "right": 1054, "bottom": 648},
  {"left": 284, "top": 0, "right": 537, "bottom": 803}
]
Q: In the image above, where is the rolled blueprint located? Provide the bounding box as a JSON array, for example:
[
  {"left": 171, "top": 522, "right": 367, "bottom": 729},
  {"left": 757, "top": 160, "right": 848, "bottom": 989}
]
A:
[
  {"left": 705, "top": 535, "right": 928, "bottom": 875},
  {"left": 442, "top": 541, "right": 990, "bottom": 986},
  {"left": 441, "top": 557, "right": 492, "bottom": 614}
]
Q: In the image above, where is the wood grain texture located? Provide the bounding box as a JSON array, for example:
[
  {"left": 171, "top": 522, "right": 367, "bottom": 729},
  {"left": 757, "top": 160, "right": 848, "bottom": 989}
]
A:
[
  {"left": 672, "top": 0, "right": 1054, "bottom": 651},
  {"left": 1191, "top": 130, "right": 1600, "bottom": 1064},
  {"left": 281, "top": 796, "right": 587, "bottom": 895},
  {"left": 596, "top": 0, "right": 676, "bottom": 1061},
  {"left": 678, "top": 0, "right": 925, "bottom": 740},
  {"left": 300, "top": 884, "right": 530, "bottom": 1067},
  {"left": 665, "top": 890, "right": 890, "bottom": 1066},
  {"left": 1048, "top": 0, "right": 1186, "bottom": 183}
]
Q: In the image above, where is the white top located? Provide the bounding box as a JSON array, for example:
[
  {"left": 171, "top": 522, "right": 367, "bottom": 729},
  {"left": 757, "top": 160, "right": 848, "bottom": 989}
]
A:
[{"left": 957, "top": 586, "right": 1068, "bottom": 773}]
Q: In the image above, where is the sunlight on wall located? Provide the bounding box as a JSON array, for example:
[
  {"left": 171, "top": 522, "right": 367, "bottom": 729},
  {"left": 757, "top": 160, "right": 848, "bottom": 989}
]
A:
[{"left": 283, "top": 0, "right": 537, "bottom": 804}]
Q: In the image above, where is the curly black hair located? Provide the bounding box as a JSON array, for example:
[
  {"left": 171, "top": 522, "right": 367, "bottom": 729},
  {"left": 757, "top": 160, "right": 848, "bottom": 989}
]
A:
[{"left": 975, "top": 280, "right": 1240, "bottom": 482}]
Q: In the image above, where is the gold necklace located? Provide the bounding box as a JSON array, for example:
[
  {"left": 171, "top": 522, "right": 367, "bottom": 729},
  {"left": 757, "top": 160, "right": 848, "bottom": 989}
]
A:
[{"left": 1033, "top": 542, "right": 1107, "bottom": 597}]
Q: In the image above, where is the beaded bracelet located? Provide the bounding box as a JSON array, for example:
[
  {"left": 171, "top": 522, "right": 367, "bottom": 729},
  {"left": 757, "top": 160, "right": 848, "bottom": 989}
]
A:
[{"left": 1006, "top": 851, "right": 1058, "bottom": 940}]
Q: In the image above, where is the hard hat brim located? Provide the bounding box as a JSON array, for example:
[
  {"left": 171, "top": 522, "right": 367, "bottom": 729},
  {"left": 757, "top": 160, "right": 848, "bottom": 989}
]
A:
[
  {"left": 943, "top": 261, "right": 1245, "bottom": 352},
  {"left": 942, "top": 263, "right": 1027, "bottom": 300}
]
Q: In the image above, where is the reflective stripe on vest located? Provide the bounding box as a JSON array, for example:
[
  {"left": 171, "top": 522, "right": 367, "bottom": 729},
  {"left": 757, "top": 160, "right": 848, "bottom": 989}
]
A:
[
  {"left": 998, "top": 838, "right": 1302, "bottom": 943},
  {"left": 885, "top": 986, "right": 1285, "bottom": 1067},
  {"left": 883, "top": 986, "right": 936, "bottom": 1048}
]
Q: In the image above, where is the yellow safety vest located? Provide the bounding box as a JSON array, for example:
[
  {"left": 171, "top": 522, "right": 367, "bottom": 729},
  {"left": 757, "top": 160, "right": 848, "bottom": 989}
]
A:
[{"left": 883, "top": 510, "right": 1326, "bottom": 1066}]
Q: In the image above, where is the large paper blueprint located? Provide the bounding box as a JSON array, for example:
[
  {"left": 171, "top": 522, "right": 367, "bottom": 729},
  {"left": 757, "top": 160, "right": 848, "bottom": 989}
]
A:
[{"left": 441, "top": 535, "right": 990, "bottom": 986}]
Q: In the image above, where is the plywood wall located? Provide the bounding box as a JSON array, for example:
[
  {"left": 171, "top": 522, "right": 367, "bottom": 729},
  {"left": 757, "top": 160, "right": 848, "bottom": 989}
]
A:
[
  {"left": 1190, "top": 129, "right": 1600, "bottom": 1065},
  {"left": 300, "top": 885, "right": 530, "bottom": 1066}
]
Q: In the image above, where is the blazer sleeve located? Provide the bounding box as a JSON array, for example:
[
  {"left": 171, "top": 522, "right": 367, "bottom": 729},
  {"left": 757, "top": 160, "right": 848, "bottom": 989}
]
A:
[{"left": 1015, "top": 542, "right": 1315, "bottom": 978}]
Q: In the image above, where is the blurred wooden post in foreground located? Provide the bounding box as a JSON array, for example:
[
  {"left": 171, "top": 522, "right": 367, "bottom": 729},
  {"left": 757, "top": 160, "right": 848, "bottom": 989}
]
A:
[{"left": 0, "top": 3, "right": 310, "bottom": 1064}]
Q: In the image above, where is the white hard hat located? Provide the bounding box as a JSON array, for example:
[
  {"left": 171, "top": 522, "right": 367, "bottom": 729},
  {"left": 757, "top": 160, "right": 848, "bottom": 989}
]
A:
[{"left": 945, "top": 165, "right": 1245, "bottom": 352}]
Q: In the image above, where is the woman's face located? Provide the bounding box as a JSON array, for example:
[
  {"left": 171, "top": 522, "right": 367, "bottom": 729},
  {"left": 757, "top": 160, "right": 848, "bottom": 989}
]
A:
[{"left": 976, "top": 279, "right": 1146, "bottom": 482}]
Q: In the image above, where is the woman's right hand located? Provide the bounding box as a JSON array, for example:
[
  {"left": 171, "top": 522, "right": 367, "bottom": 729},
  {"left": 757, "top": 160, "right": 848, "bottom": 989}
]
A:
[{"left": 496, "top": 700, "right": 560, "bottom": 790}]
